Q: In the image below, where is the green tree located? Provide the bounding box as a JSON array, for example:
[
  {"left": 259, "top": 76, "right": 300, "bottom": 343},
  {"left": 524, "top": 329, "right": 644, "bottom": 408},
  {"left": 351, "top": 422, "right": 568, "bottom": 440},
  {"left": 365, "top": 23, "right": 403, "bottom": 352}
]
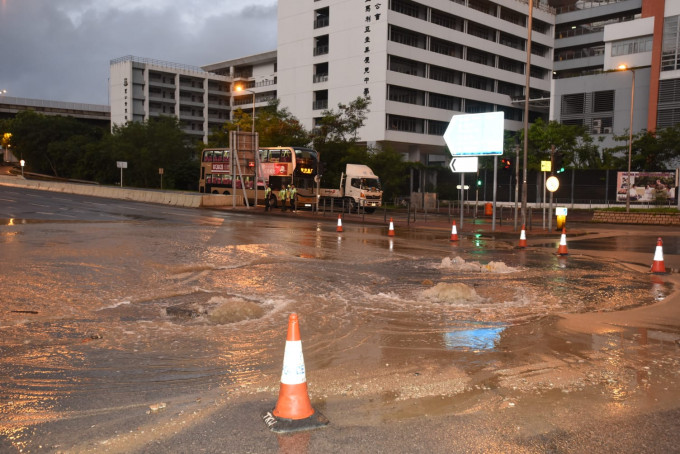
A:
[
  {"left": 606, "top": 125, "right": 680, "bottom": 171},
  {"left": 103, "top": 116, "right": 196, "bottom": 189},
  {"left": 312, "top": 96, "right": 371, "bottom": 186},
  {"left": 206, "top": 99, "right": 310, "bottom": 148},
  {"left": 367, "top": 145, "right": 408, "bottom": 202},
  {"left": 7, "top": 110, "right": 107, "bottom": 177},
  {"left": 522, "top": 118, "right": 599, "bottom": 171}
]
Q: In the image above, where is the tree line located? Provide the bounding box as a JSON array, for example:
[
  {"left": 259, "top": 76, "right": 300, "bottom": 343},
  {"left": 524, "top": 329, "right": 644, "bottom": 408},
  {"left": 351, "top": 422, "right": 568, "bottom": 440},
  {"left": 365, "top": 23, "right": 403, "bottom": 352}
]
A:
[{"left": 2, "top": 100, "right": 679, "bottom": 200}]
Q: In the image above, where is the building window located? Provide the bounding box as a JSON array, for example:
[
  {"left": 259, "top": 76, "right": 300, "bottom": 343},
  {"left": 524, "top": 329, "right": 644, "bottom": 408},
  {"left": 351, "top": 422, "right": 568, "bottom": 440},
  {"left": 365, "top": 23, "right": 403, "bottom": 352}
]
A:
[
  {"left": 314, "top": 7, "right": 329, "bottom": 29},
  {"left": 561, "top": 93, "right": 585, "bottom": 115},
  {"left": 313, "top": 62, "right": 329, "bottom": 83},
  {"left": 465, "top": 74, "right": 494, "bottom": 92},
  {"left": 498, "top": 56, "right": 524, "bottom": 75},
  {"left": 388, "top": 55, "right": 426, "bottom": 77},
  {"left": 467, "top": 21, "right": 496, "bottom": 42},
  {"left": 314, "top": 35, "right": 329, "bottom": 56},
  {"left": 465, "top": 101, "right": 494, "bottom": 114},
  {"left": 662, "top": 16, "right": 680, "bottom": 71},
  {"left": 498, "top": 81, "right": 523, "bottom": 98},
  {"left": 390, "top": 0, "right": 426, "bottom": 19},
  {"left": 430, "top": 38, "right": 463, "bottom": 59},
  {"left": 466, "top": 48, "right": 495, "bottom": 67},
  {"left": 429, "top": 65, "right": 462, "bottom": 85},
  {"left": 429, "top": 92, "right": 461, "bottom": 111},
  {"left": 499, "top": 32, "right": 524, "bottom": 51},
  {"left": 657, "top": 78, "right": 680, "bottom": 128},
  {"left": 592, "top": 90, "right": 614, "bottom": 113},
  {"left": 496, "top": 105, "right": 523, "bottom": 122},
  {"left": 387, "top": 115, "right": 424, "bottom": 133},
  {"left": 387, "top": 85, "right": 424, "bottom": 105},
  {"left": 611, "top": 36, "right": 653, "bottom": 57},
  {"left": 389, "top": 25, "right": 426, "bottom": 49},
  {"left": 428, "top": 120, "right": 449, "bottom": 136},
  {"left": 313, "top": 90, "right": 328, "bottom": 110},
  {"left": 430, "top": 10, "right": 464, "bottom": 32}
]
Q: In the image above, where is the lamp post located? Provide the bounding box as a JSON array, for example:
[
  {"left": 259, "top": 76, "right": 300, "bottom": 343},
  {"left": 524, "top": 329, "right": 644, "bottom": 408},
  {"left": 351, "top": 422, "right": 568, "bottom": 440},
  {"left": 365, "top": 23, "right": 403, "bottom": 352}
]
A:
[
  {"left": 235, "top": 85, "right": 255, "bottom": 136},
  {"left": 521, "top": 0, "right": 534, "bottom": 228},
  {"left": 617, "top": 64, "right": 635, "bottom": 213},
  {"left": 20, "top": 159, "right": 25, "bottom": 178}
]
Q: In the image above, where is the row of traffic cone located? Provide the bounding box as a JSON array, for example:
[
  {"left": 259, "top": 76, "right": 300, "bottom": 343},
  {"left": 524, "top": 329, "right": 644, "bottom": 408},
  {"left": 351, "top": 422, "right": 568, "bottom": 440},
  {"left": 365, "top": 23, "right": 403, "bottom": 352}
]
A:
[{"left": 339, "top": 215, "right": 667, "bottom": 273}]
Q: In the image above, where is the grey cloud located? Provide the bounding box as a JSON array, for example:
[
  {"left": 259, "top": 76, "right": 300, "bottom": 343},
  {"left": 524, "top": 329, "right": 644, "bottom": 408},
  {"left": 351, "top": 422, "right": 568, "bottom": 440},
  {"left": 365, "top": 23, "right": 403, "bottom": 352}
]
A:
[{"left": 0, "top": 1, "right": 277, "bottom": 105}]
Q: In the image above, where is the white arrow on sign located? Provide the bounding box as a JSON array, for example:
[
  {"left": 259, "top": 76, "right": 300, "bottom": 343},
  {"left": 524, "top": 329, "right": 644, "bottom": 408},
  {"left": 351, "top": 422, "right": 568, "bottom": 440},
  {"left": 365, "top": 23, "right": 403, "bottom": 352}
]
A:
[{"left": 449, "top": 156, "right": 478, "bottom": 173}]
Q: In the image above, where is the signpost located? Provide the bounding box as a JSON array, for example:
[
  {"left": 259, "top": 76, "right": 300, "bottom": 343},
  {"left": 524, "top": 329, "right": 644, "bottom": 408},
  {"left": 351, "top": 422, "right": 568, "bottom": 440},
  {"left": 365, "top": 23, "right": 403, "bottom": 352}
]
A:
[
  {"left": 117, "top": 161, "right": 127, "bottom": 188},
  {"left": 546, "top": 175, "right": 560, "bottom": 231},
  {"left": 541, "top": 160, "right": 551, "bottom": 229},
  {"left": 443, "top": 112, "right": 504, "bottom": 230},
  {"left": 159, "top": 168, "right": 164, "bottom": 190}
]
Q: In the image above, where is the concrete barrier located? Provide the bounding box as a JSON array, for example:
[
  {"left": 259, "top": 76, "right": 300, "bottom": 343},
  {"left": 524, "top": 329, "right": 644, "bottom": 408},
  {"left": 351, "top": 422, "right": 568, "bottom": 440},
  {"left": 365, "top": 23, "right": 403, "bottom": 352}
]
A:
[{"left": 0, "top": 175, "right": 211, "bottom": 209}]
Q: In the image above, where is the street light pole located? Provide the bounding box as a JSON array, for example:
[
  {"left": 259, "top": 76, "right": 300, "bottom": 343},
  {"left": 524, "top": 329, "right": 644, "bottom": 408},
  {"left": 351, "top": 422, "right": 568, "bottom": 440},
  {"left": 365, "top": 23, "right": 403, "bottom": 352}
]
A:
[
  {"left": 521, "top": 0, "right": 534, "bottom": 228},
  {"left": 235, "top": 85, "right": 255, "bottom": 136},
  {"left": 618, "top": 65, "right": 635, "bottom": 213}
]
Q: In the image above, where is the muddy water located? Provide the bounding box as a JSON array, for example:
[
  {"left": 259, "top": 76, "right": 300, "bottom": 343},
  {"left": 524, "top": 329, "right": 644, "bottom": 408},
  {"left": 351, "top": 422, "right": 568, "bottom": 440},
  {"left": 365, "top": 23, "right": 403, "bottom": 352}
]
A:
[{"left": 0, "top": 213, "right": 676, "bottom": 451}]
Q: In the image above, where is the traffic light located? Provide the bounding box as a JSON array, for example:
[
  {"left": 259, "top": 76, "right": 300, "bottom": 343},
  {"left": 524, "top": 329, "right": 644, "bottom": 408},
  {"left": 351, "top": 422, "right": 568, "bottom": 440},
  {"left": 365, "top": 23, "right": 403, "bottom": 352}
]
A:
[
  {"left": 501, "top": 158, "right": 512, "bottom": 171},
  {"left": 477, "top": 179, "right": 483, "bottom": 187},
  {"left": 553, "top": 153, "right": 565, "bottom": 174}
]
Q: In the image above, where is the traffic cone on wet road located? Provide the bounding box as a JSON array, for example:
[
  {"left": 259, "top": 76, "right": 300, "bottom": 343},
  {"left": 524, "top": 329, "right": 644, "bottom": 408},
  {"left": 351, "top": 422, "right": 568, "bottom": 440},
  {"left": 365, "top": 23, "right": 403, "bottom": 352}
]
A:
[
  {"left": 518, "top": 225, "right": 527, "bottom": 248},
  {"left": 450, "top": 221, "right": 459, "bottom": 242},
  {"left": 336, "top": 214, "right": 343, "bottom": 232},
  {"left": 388, "top": 218, "right": 395, "bottom": 237},
  {"left": 557, "top": 227, "right": 568, "bottom": 256},
  {"left": 651, "top": 237, "right": 666, "bottom": 274},
  {"left": 262, "top": 313, "right": 329, "bottom": 433}
]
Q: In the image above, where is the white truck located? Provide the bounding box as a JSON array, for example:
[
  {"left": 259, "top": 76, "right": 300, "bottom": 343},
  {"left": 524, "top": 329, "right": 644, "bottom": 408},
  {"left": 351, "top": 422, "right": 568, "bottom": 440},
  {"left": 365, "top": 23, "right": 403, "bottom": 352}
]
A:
[{"left": 318, "top": 164, "right": 383, "bottom": 213}]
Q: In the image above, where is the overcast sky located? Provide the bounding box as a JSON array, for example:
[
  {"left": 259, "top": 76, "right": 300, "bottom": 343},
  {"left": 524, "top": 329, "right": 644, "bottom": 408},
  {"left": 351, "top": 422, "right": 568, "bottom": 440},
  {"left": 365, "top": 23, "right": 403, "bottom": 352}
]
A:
[{"left": 0, "top": 0, "right": 278, "bottom": 106}]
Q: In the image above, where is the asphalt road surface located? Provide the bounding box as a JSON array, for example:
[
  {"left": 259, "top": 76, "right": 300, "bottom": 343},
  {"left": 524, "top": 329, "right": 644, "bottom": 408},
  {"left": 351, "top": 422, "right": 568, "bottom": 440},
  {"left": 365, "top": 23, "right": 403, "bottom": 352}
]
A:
[{"left": 1, "top": 186, "right": 679, "bottom": 453}]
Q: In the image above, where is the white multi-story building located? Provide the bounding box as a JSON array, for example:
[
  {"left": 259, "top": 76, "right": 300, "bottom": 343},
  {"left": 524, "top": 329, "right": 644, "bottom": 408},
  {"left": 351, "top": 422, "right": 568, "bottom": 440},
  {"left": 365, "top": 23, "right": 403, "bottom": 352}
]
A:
[{"left": 277, "top": 0, "right": 555, "bottom": 163}]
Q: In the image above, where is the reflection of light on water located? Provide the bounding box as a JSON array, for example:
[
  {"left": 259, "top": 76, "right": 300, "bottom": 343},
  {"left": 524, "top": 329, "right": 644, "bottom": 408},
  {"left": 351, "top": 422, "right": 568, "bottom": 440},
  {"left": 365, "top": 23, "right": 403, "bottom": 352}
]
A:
[{"left": 443, "top": 326, "right": 505, "bottom": 350}]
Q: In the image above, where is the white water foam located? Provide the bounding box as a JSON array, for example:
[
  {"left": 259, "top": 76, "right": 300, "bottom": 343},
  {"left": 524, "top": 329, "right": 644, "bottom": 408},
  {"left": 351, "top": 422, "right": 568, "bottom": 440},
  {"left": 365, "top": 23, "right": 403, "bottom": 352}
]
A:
[
  {"left": 96, "top": 300, "right": 131, "bottom": 311},
  {"left": 438, "top": 256, "right": 520, "bottom": 273},
  {"left": 420, "top": 282, "right": 485, "bottom": 305}
]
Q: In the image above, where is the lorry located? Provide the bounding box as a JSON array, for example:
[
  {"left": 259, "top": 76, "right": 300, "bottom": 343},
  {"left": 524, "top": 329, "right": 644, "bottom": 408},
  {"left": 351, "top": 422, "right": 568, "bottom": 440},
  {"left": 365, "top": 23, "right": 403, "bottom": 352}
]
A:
[{"left": 318, "top": 164, "right": 383, "bottom": 213}]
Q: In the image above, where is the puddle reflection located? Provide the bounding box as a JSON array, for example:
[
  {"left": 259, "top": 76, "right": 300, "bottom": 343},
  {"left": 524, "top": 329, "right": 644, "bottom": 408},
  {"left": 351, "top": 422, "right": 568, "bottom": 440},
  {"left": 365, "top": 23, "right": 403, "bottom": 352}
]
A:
[{"left": 443, "top": 324, "right": 506, "bottom": 350}]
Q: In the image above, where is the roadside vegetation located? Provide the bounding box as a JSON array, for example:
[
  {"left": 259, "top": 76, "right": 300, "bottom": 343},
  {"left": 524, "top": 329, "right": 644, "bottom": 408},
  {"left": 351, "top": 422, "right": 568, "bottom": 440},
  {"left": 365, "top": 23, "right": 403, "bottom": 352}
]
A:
[{"left": 1, "top": 100, "right": 679, "bottom": 203}]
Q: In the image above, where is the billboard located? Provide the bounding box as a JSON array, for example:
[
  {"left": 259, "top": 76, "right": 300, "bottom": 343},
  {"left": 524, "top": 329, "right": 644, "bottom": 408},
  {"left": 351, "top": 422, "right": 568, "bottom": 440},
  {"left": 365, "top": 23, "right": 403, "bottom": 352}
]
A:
[{"left": 616, "top": 171, "right": 677, "bottom": 203}]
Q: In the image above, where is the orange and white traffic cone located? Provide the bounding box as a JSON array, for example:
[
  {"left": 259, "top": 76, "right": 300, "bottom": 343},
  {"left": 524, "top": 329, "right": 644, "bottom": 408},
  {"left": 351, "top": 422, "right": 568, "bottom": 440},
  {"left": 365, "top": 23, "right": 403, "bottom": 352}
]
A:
[
  {"left": 651, "top": 237, "right": 666, "bottom": 274},
  {"left": 518, "top": 224, "right": 527, "bottom": 248},
  {"left": 388, "top": 218, "right": 395, "bottom": 237},
  {"left": 262, "top": 313, "right": 329, "bottom": 433},
  {"left": 336, "top": 214, "right": 343, "bottom": 232},
  {"left": 557, "top": 227, "right": 568, "bottom": 256},
  {"left": 450, "top": 221, "right": 458, "bottom": 242}
]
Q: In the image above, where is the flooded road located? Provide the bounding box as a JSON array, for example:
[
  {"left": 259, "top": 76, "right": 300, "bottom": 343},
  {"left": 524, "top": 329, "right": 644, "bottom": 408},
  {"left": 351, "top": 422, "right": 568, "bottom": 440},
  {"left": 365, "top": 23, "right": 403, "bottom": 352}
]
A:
[{"left": 1, "top": 187, "right": 680, "bottom": 453}]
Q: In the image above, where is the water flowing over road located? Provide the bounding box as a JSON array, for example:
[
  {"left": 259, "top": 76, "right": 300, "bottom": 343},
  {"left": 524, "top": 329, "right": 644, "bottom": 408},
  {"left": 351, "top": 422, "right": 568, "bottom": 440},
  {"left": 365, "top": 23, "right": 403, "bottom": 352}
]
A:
[{"left": 1, "top": 187, "right": 679, "bottom": 453}]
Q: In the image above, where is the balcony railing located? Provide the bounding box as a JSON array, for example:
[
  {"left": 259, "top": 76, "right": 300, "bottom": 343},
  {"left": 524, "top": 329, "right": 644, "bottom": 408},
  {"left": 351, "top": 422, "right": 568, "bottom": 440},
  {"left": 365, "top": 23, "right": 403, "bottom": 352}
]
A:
[
  {"left": 313, "top": 74, "right": 329, "bottom": 83},
  {"left": 313, "top": 100, "right": 328, "bottom": 110},
  {"left": 314, "top": 17, "right": 329, "bottom": 29},
  {"left": 313, "top": 45, "right": 329, "bottom": 56}
]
